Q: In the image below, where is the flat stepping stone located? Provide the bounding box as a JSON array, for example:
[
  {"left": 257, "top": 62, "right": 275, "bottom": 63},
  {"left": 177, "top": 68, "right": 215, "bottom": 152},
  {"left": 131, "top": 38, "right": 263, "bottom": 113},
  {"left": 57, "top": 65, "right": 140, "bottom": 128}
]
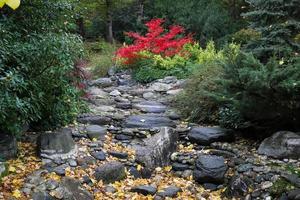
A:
[
  {"left": 77, "top": 115, "right": 111, "bottom": 125},
  {"left": 124, "top": 115, "right": 176, "bottom": 128},
  {"left": 86, "top": 125, "right": 107, "bottom": 140},
  {"left": 188, "top": 126, "right": 234, "bottom": 145},
  {"left": 133, "top": 101, "right": 167, "bottom": 113},
  {"left": 130, "top": 185, "right": 157, "bottom": 195},
  {"left": 108, "top": 151, "right": 128, "bottom": 159}
]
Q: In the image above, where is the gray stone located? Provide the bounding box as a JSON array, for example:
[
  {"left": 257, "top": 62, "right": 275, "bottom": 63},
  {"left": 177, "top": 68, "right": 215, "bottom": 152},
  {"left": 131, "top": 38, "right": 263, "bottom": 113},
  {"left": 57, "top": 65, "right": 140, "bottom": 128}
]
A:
[
  {"left": 131, "top": 185, "right": 157, "bottom": 195},
  {"left": 237, "top": 163, "right": 253, "bottom": 173},
  {"left": 188, "top": 126, "right": 234, "bottom": 145},
  {"left": 0, "top": 134, "right": 17, "bottom": 160},
  {"left": 90, "top": 151, "right": 106, "bottom": 161},
  {"left": 150, "top": 82, "right": 172, "bottom": 92},
  {"left": 60, "top": 177, "right": 94, "bottom": 200},
  {"left": 86, "top": 125, "right": 107, "bottom": 140},
  {"left": 172, "top": 163, "right": 190, "bottom": 171},
  {"left": 108, "top": 151, "right": 128, "bottom": 159},
  {"left": 115, "top": 134, "right": 132, "bottom": 140},
  {"left": 124, "top": 115, "right": 176, "bottom": 128},
  {"left": 46, "top": 179, "right": 59, "bottom": 190},
  {"left": 37, "top": 129, "right": 77, "bottom": 160},
  {"left": 109, "top": 90, "right": 121, "bottom": 96},
  {"left": 166, "top": 89, "right": 182, "bottom": 96},
  {"left": 288, "top": 189, "right": 300, "bottom": 200},
  {"left": 94, "top": 161, "right": 126, "bottom": 183},
  {"left": 77, "top": 115, "right": 111, "bottom": 125},
  {"left": 258, "top": 131, "right": 300, "bottom": 159},
  {"left": 105, "top": 186, "right": 117, "bottom": 193},
  {"left": 116, "top": 102, "right": 132, "bottom": 109},
  {"left": 32, "top": 191, "right": 55, "bottom": 200},
  {"left": 157, "top": 186, "right": 182, "bottom": 198},
  {"left": 91, "top": 78, "right": 113, "bottom": 88},
  {"left": 193, "top": 155, "right": 228, "bottom": 184},
  {"left": 143, "top": 92, "right": 156, "bottom": 100},
  {"left": 132, "top": 127, "right": 178, "bottom": 170},
  {"left": 227, "top": 176, "right": 252, "bottom": 197},
  {"left": 133, "top": 101, "right": 167, "bottom": 113},
  {"left": 52, "top": 164, "right": 69, "bottom": 176}
]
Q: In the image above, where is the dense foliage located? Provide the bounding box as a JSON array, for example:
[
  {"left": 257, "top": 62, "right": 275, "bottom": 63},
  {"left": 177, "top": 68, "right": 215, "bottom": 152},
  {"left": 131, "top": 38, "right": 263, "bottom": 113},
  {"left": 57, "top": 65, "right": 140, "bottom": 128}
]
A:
[
  {"left": 175, "top": 0, "right": 300, "bottom": 134},
  {"left": 0, "top": 0, "right": 86, "bottom": 135}
]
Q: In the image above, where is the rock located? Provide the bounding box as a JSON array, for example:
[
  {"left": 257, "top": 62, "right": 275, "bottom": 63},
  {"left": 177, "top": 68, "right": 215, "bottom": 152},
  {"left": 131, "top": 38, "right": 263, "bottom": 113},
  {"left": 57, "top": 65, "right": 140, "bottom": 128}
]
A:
[
  {"left": 258, "top": 131, "right": 300, "bottom": 159},
  {"left": 227, "top": 176, "right": 252, "bottom": 197},
  {"left": 52, "top": 164, "right": 69, "bottom": 176},
  {"left": 32, "top": 191, "right": 55, "bottom": 200},
  {"left": 91, "top": 78, "right": 113, "bottom": 88},
  {"left": 109, "top": 90, "right": 121, "bottom": 96},
  {"left": 133, "top": 101, "right": 167, "bottom": 113},
  {"left": 172, "top": 163, "right": 190, "bottom": 171},
  {"left": 116, "top": 102, "right": 132, "bottom": 109},
  {"left": 115, "top": 134, "right": 132, "bottom": 140},
  {"left": 203, "top": 183, "right": 218, "bottom": 191},
  {"left": 166, "top": 89, "right": 183, "bottom": 96},
  {"left": 37, "top": 129, "right": 77, "bottom": 160},
  {"left": 132, "top": 127, "right": 178, "bottom": 170},
  {"left": 237, "top": 163, "right": 253, "bottom": 173},
  {"left": 188, "top": 126, "right": 234, "bottom": 145},
  {"left": 108, "top": 151, "right": 128, "bottom": 159},
  {"left": 193, "top": 155, "right": 228, "bottom": 184},
  {"left": 0, "top": 134, "right": 17, "bottom": 160},
  {"left": 261, "top": 181, "right": 273, "bottom": 190},
  {"left": 76, "top": 156, "right": 96, "bottom": 166},
  {"left": 46, "top": 179, "right": 59, "bottom": 190},
  {"left": 105, "top": 186, "right": 117, "bottom": 193},
  {"left": 131, "top": 185, "right": 157, "bottom": 195},
  {"left": 288, "top": 189, "right": 300, "bottom": 200},
  {"left": 59, "top": 177, "right": 93, "bottom": 200},
  {"left": 143, "top": 92, "right": 156, "bottom": 100},
  {"left": 68, "top": 159, "right": 77, "bottom": 167},
  {"left": 157, "top": 186, "right": 182, "bottom": 198},
  {"left": 94, "top": 161, "right": 126, "bottom": 183},
  {"left": 150, "top": 82, "right": 172, "bottom": 92},
  {"left": 77, "top": 115, "right": 111, "bottom": 125},
  {"left": 86, "top": 125, "right": 107, "bottom": 140},
  {"left": 124, "top": 115, "right": 176, "bottom": 128},
  {"left": 128, "top": 166, "right": 152, "bottom": 179},
  {"left": 91, "top": 151, "right": 106, "bottom": 161}
]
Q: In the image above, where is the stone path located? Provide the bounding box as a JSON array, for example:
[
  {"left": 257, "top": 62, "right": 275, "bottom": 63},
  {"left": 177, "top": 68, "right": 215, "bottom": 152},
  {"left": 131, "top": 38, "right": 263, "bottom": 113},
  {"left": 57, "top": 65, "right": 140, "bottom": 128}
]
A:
[{"left": 1, "top": 70, "right": 300, "bottom": 200}]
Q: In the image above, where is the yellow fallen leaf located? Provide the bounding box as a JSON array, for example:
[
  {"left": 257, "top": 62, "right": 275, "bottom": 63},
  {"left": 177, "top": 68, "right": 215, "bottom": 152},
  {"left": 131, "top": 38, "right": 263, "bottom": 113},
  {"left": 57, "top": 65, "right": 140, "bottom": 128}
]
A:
[
  {"left": 9, "top": 166, "right": 16, "bottom": 172},
  {"left": 137, "top": 165, "right": 142, "bottom": 171},
  {"left": 92, "top": 138, "right": 98, "bottom": 142},
  {"left": 12, "top": 189, "right": 22, "bottom": 198}
]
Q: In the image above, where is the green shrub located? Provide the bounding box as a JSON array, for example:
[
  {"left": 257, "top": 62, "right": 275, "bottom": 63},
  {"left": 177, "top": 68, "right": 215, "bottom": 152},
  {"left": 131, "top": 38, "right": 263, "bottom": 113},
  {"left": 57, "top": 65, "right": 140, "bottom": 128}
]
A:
[
  {"left": 85, "top": 40, "right": 117, "bottom": 78},
  {"left": 212, "top": 50, "right": 300, "bottom": 131},
  {"left": 232, "top": 28, "right": 261, "bottom": 45},
  {"left": 0, "top": 0, "right": 86, "bottom": 135}
]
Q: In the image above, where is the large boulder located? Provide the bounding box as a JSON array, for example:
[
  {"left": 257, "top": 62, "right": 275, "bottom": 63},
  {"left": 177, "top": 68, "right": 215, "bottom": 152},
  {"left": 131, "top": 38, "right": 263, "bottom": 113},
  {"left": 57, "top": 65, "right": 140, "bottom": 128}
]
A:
[
  {"left": 37, "top": 129, "right": 77, "bottom": 160},
  {"left": 193, "top": 155, "right": 228, "bottom": 184},
  {"left": 188, "top": 126, "right": 234, "bottom": 145},
  {"left": 124, "top": 115, "right": 176, "bottom": 128},
  {"left": 94, "top": 161, "right": 126, "bottom": 183},
  {"left": 133, "top": 101, "right": 167, "bottom": 113},
  {"left": 0, "top": 134, "right": 17, "bottom": 160},
  {"left": 258, "top": 131, "right": 300, "bottom": 159},
  {"left": 132, "top": 127, "right": 178, "bottom": 170}
]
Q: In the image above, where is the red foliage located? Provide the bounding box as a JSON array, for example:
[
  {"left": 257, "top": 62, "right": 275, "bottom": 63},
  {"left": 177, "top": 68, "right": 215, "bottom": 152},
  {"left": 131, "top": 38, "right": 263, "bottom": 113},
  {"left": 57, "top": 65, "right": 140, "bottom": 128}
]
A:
[{"left": 116, "top": 18, "right": 193, "bottom": 65}]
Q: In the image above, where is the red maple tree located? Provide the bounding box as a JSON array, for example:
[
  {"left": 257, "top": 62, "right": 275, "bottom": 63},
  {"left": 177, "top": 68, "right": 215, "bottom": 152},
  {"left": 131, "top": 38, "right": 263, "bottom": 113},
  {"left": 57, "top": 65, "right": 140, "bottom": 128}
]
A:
[{"left": 116, "top": 18, "right": 193, "bottom": 65}]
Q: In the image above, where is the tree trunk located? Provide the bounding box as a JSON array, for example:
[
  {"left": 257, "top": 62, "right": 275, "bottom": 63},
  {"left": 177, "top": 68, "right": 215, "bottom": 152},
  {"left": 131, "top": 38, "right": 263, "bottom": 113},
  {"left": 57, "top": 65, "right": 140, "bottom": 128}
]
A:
[
  {"left": 137, "top": 0, "right": 144, "bottom": 23},
  {"left": 76, "top": 17, "right": 86, "bottom": 38},
  {"left": 106, "top": 0, "right": 114, "bottom": 44}
]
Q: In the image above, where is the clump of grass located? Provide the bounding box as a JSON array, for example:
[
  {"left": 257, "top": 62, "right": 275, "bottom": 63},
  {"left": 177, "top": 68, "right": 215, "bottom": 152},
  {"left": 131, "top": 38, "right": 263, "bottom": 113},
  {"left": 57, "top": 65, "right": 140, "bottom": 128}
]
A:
[{"left": 85, "top": 39, "right": 118, "bottom": 78}]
